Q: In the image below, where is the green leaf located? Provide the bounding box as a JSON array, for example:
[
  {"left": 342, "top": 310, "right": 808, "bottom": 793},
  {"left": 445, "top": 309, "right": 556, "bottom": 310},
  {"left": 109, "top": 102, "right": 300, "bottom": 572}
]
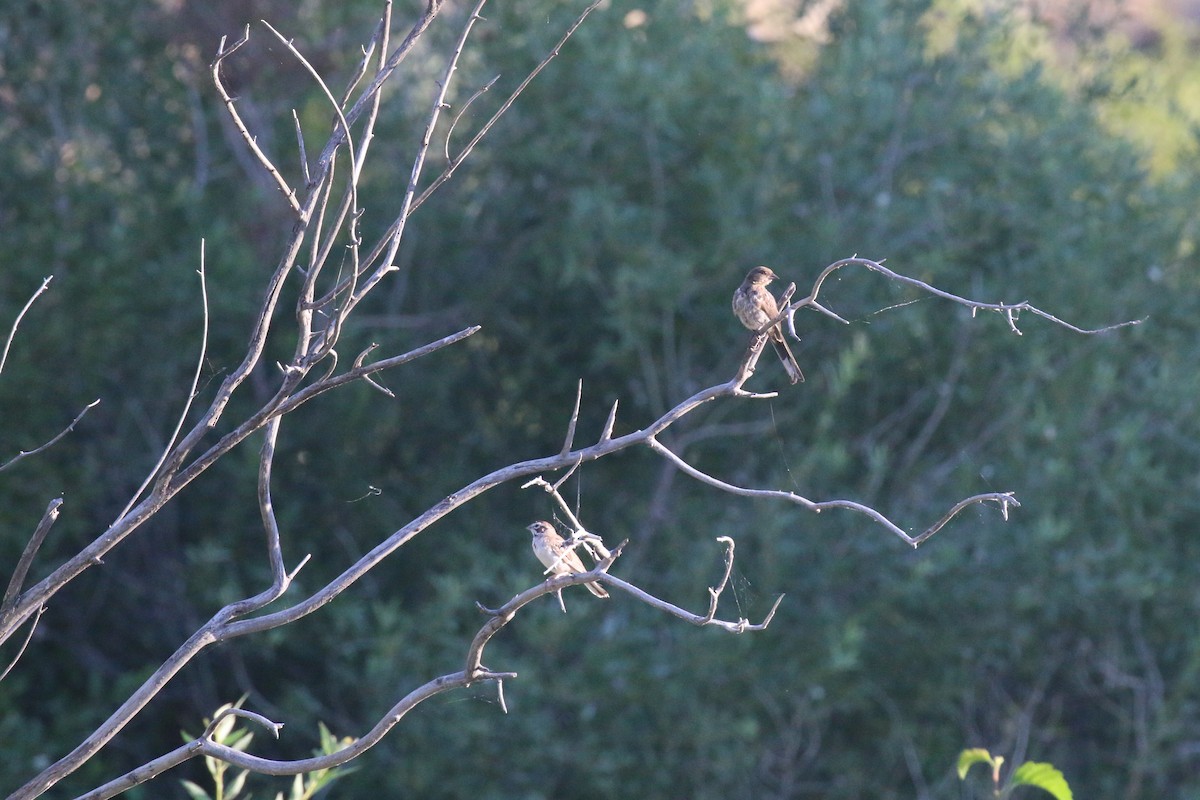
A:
[
  {"left": 225, "top": 768, "right": 250, "bottom": 800},
  {"left": 228, "top": 729, "right": 255, "bottom": 752},
  {"left": 180, "top": 779, "right": 212, "bottom": 800},
  {"left": 209, "top": 704, "right": 238, "bottom": 742},
  {"left": 957, "top": 748, "right": 998, "bottom": 780},
  {"left": 1011, "top": 761, "right": 1073, "bottom": 800}
]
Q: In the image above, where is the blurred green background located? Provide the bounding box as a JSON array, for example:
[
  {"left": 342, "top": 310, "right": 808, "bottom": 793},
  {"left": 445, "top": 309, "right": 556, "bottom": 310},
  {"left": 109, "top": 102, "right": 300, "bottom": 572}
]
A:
[{"left": 2, "top": 0, "right": 1199, "bottom": 796}]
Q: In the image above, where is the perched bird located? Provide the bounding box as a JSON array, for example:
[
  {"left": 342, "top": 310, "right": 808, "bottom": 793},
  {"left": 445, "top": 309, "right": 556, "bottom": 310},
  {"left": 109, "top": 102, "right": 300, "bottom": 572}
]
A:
[
  {"left": 528, "top": 520, "right": 609, "bottom": 599},
  {"left": 732, "top": 266, "right": 804, "bottom": 384}
]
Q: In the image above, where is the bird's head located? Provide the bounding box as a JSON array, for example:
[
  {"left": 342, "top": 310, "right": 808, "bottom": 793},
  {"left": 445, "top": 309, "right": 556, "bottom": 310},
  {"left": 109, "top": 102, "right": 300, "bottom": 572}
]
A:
[{"left": 745, "top": 265, "right": 778, "bottom": 286}]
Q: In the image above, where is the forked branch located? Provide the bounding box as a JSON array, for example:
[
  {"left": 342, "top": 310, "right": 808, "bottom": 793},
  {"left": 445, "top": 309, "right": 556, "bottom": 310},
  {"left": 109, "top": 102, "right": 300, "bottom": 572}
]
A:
[
  {"left": 77, "top": 535, "right": 769, "bottom": 799},
  {"left": 781, "top": 256, "right": 1143, "bottom": 338}
]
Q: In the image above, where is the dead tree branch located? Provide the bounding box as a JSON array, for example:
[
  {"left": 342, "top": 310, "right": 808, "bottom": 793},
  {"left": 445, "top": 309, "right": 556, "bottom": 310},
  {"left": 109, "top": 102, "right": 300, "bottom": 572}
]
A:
[
  {"left": 0, "top": 400, "right": 100, "bottom": 475},
  {"left": 2, "top": 0, "right": 1143, "bottom": 795},
  {"left": 77, "top": 535, "right": 771, "bottom": 799},
  {"left": 782, "top": 256, "right": 1143, "bottom": 338},
  {"left": 1, "top": 276, "right": 52, "bottom": 379}
]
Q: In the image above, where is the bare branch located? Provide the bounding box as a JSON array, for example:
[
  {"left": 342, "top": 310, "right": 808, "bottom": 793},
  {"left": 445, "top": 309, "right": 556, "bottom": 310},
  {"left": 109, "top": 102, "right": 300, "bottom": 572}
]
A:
[
  {"left": 211, "top": 28, "right": 302, "bottom": 213},
  {"left": 0, "top": 604, "right": 45, "bottom": 683},
  {"left": 260, "top": 21, "right": 368, "bottom": 352},
  {"left": 0, "top": 400, "right": 100, "bottom": 475},
  {"left": 261, "top": 21, "right": 357, "bottom": 181},
  {"left": 81, "top": 668, "right": 470, "bottom": 800},
  {"left": 788, "top": 256, "right": 1143, "bottom": 336},
  {"left": 313, "top": 0, "right": 446, "bottom": 172},
  {"left": 412, "top": 0, "right": 604, "bottom": 213},
  {"left": 314, "top": 0, "right": 600, "bottom": 321},
  {"left": 292, "top": 109, "right": 310, "bottom": 185},
  {"left": 0, "top": 325, "right": 479, "bottom": 656},
  {"left": 1, "top": 498, "right": 63, "bottom": 617},
  {"left": 113, "top": 245, "right": 210, "bottom": 524},
  {"left": 204, "top": 708, "right": 283, "bottom": 741},
  {"left": 560, "top": 379, "right": 583, "bottom": 455},
  {"left": 255, "top": 416, "right": 289, "bottom": 592},
  {"left": 15, "top": 418, "right": 297, "bottom": 799},
  {"left": 85, "top": 545, "right": 749, "bottom": 797},
  {"left": 702, "top": 536, "right": 739, "bottom": 624},
  {"left": 338, "top": 4, "right": 389, "bottom": 109},
  {"left": 176, "top": 326, "right": 480, "bottom": 485},
  {"left": 350, "top": 0, "right": 492, "bottom": 310},
  {"left": 600, "top": 397, "right": 619, "bottom": 441},
  {"left": 474, "top": 540, "right": 779, "bottom": 637},
  {"left": 1, "top": 275, "right": 52, "bottom": 378},
  {"left": 646, "top": 437, "right": 1019, "bottom": 548},
  {"left": 444, "top": 74, "right": 501, "bottom": 161}
]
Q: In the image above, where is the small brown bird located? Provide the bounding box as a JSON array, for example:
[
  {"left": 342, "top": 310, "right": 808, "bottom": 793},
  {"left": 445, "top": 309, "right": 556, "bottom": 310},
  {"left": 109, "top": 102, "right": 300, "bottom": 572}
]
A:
[
  {"left": 732, "top": 266, "right": 804, "bottom": 384},
  {"left": 528, "top": 521, "right": 609, "bottom": 599}
]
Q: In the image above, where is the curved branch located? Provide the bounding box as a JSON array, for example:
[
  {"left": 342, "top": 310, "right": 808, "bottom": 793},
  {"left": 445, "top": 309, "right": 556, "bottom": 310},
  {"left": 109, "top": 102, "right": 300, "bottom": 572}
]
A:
[
  {"left": 0, "top": 324, "right": 479, "bottom": 654},
  {"left": 444, "top": 73, "right": 500, "bottom": 161},
  {"left": 313, "top": 0, "right": 447, "bottom": 171},
  {"left": 86, "top": 547, "right": 748, "bottom": 799},
  {"left": 0, "top": 400, "right": 100, "bottom": 475},
  {"left": 412, "top": 0, "right": 605, "bottom": 212},
  {"left": 788, "top": 256, "right": 1142, "bottom": 336},
  {"left": 1, "top": 276, "right": 53, "bottom": 378},
  {"left": 6, "top": 249, "right": 1110, "bottom": 798},
  {"left": 646, "top": 438, "right": 1019, "bottom": 548},
  {"left": 211, "top": 28, "right": 301, "bottom": 213},
  {"left": 84, "top": 536, "right": 777, "bottom": 798},
  {"left": 113, "top": 247, "right": 210, "bottom": 524},
  {"left": 1, "top": 498, "right": 63, "bottom": 618},
  {"left": 0, "top": 605, "right": 45, "bottom": 683},
  {"left": 204, "top": 708, "right": 283, "bottom": 741}
]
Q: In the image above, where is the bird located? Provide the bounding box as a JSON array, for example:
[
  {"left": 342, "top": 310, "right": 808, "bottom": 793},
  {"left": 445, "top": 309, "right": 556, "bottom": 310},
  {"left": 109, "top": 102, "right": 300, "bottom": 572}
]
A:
[
  {"left": 528, "top": 521, "right": 609, "bottom": 599},
  {"left": 732, "top": 265, "right": 804, "bottom": 384}
]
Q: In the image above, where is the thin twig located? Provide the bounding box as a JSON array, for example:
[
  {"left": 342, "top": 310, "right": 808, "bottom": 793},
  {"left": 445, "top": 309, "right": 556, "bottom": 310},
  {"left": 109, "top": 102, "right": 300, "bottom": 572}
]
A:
[
  {"left": 261, "top": 22, "right": 357, "bottom": 180},
  {"left": 444, "top": 74, "right": 500, "bottom": 161},
  {"left": 292, "top": 110, "right": 310, "bottom": 185},
  {"left": 702, "top": 537, "right": 739, "bottom": 623},
  {"left": 600, "top": 398, "right": 619, "bottom": 441},
  {"left": 113, "top": 244, "right": 210, "bottom": 524},
  {"left": 789, "top": 256, "right": 1143, "bottom": 336},
  {"left": 0, "top": 400, "right": 100, "bottom": 475},
  {"left": 560, "top": 379, "right": 583, "bottom": 455},
  {"left": 211, "top": 28, "right": 301, "bottom": 212},
  {"left": 647, "top": 437, "right": 1019, "bottom": 549},
  {"left": 311, "top": 0, "right": 447, "bottom": 173},
  {"left": 1, "top": 276, "right": 53, "bottom": 378},
  {"left": 1, "top": 498, "right": 63, "bottom": 616},
  {"left": 354, "top": 0, "right": 492, "bottom": 306},
  {"left": 338, "top": 6, "right": 388, "bottom": 108},
  {"left": 299, "top": 4, "right": 392, "bottom": 350},
  {"left": 82, "top": 537, "right": 768, "bottom": 800},
  {"left": 0, "top": 605, "right": 45, "bottom": 683},
  {"left": 204, "top": 708, "right": 284, "bottom": 741},
  {"left": 413, "top": 0, "right": 604, "bottom": 212}
]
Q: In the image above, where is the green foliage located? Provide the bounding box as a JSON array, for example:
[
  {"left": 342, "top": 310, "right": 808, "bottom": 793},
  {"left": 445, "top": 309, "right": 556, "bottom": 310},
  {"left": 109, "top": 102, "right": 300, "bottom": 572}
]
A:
[
  {"left": 959, "top": 747, "right": 1074, "bottom": 800},
  {"left": 180, "top": 700, "right": 256, "bottom": 800},
  {"left": 181, "top": 702, "right": 354, "bottom": 800}
]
